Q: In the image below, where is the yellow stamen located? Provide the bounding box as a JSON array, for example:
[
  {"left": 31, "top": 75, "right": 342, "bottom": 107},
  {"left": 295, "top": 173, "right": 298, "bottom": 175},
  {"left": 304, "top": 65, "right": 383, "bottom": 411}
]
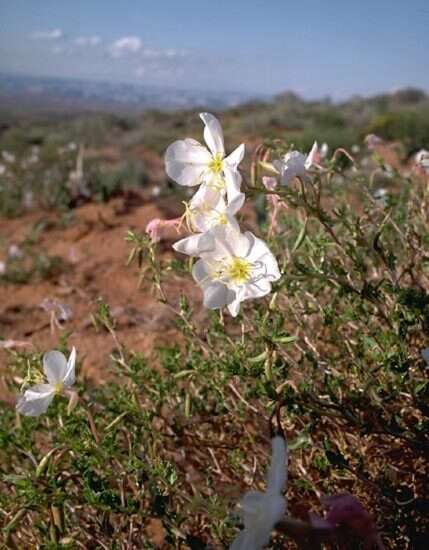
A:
[
  {"left": 227, "top": 257, "right": 252, "bottom": 284},
  {"left": 53, "top": 382, "right": 64, "bottom": 394},
  {"left": 208, "top": 154, "right": 224, "bottom": 174}
]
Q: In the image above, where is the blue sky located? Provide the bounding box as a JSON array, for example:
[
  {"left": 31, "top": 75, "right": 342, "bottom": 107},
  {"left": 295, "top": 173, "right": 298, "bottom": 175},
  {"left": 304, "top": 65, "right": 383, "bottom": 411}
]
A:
[{"left": 0, "top": 0, "right": 428, "bottom": 98}]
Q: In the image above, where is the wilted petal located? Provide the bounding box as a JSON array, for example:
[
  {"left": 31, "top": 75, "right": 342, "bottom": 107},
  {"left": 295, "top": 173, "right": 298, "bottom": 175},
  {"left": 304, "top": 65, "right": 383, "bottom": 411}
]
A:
[
  {"left": 200, "top": 112, "right": 225, "bottom": 157},
  {"left": 43, "top": 350, "right": 68, "bottom": 384},
  {"left": 16, "top": 384, "right": 55, "bottom": 416}
]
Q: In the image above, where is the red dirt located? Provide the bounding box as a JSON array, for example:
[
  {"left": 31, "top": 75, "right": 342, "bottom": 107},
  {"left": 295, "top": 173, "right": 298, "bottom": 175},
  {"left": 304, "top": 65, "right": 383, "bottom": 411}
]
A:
[{"left": 0, "top": 193, "right": 204, "bottom": 405}]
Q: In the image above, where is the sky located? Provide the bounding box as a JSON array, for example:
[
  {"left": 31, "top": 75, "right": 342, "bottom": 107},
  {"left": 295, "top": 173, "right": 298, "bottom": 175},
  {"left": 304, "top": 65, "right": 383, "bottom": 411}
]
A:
[{"left": 0, "top": 0, "right": 428, "bottom": 99}]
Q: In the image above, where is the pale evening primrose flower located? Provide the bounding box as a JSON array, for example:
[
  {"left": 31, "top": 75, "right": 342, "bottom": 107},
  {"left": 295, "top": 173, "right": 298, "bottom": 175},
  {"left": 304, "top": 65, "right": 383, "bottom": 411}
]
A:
[
  {"left": 175, "top": 225, "right": 280, "bottom": 317},
  {"left": 230, "top": 436, "right": 288, "bottom": 550},
  {"left": 415, "top": 149, "right": 429, "bottom": 174},
  {"left": 273, "top": 141, "right": 318, "bottom": 186},
  {"left": 145, "top": 217, "right": 182, "bottom": 243},
  {"left": 182, "top": 186, "right": 245, "bottom": 235},
  {"left": 164, "top": 113, "right": 245, "bottom": 202},
  {"left": 16, "top": 348, "right": 76, "bottom": 416}
]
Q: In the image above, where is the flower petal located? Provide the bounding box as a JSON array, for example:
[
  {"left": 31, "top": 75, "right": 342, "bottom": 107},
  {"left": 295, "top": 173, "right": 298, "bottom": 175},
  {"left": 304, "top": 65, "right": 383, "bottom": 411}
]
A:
[
  {"left": 203, "top": 281, "right": 235, "bottom": 309},
  {"left": 227, "top": 192, "right": 245, "bottom": 216},
  {"left": 173, "top": 233, "right": 214, "bottom": 257},
  {"left": 305, "top": 141, "right": 319, "bottom": 169},
  {"left": 223, "top": 165, "right": 242, "bottom": 203},
  {"left": 225, "top": 143, "right": 245, "bottom": 168},
  {"left": 43, "top": 350, "right": 68, "bottom": 384},
  {"left": 200, "top": 112, "right": 225, "bottom": 156},
  {"left": 16, "top": 384, "right": 55, "bottom": 417},
  {"left": 63, "top": 347, "right": 76, "bottom": 387},
  {"left": 165, "top": 139, "right": 211, "bottom": 187},
  {"left": 229, "top": 526, "right": 261, "bottom": 550},
  {"left": 266, "top": 436, "right": 288, "bottom": 495}
]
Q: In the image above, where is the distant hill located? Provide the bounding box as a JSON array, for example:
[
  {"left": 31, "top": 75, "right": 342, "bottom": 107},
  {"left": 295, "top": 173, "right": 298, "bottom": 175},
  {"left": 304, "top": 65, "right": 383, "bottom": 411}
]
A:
[{"left": 0, "top": 73, "right": 266, "bottom": 117}]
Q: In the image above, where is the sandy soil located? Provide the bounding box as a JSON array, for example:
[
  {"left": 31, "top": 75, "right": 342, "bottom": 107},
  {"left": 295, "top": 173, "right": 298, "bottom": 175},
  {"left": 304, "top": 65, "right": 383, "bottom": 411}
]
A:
[{"left": 0, "top": 192, "right": 203, "bottom": 405}]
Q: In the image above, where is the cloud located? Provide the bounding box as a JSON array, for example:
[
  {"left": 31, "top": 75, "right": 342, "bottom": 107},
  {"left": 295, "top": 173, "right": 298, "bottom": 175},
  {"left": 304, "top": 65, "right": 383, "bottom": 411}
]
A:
[
  {"left": 141, "top": 47, "right": 187, "bottom": 59},
  {"left": 74, "top": 35, "right": 101, "bottom": 47},
  {"left": 108, "top": 36, "right": 142, "bottom": 58},
  {"left": 32, "top": 29, "right": 63, "bottom": 40}
]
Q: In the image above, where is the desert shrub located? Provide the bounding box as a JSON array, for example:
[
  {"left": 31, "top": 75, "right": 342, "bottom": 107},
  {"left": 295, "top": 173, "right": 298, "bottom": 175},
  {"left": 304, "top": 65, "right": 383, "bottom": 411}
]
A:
[{"left": 1, "top": 111, "right": 429, "bottom": 549}]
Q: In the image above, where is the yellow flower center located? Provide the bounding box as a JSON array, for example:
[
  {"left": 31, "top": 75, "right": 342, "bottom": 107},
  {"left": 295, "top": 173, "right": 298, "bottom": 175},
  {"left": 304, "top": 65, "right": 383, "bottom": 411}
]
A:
[
  {"left": 53, "top": 382, "right": 64, "bottom": 394},
  {"left": 227, "top": 257, "right": 252, "bottom": 284},
  {"left": 208, "top": 154, "right": 224, "bottom": 174},
  {"left": 217, "top": 213, "right": 228, "bottom": 225}
]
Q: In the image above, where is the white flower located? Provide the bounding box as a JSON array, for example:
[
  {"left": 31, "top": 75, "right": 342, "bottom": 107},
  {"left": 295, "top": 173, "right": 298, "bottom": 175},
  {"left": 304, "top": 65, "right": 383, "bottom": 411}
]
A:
[
  {"left": 273, "top": 141, "right": 318, "bottom": 186},
  {"left": 185, "top": 186, "right": 245, "bottom": 234},
  {"left": 174, "top": 225, "right": 280, "bottom": 317},
  {"left": 2, "top": 150, "right": 16, "bottom": 164},
  {"left": 164, "top": 113, "right": 245, "bottom": 202},
  {"left": 230, "top": 436, "right": 288, "bottom": 550},
  {"left": 16, "top": 348, "right": 76, "bottom": 416},
  {"left": 415, "top": 149, "right": 429, "bottom": 174},
  {"left": 320, "top": 142, "right": 329, "bottom": 159}
]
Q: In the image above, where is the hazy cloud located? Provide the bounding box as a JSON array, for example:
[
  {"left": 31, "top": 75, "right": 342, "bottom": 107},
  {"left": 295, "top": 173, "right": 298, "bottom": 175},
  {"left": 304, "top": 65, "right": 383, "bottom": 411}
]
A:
[
  {"left": 141, "top": 47, "right": 187, "bottom": 59},
  {"left": 108, "top": 36, "right": 142, "bottom": 58},
  {"left": 74, "top": 35, "right": 101, "bottom": 47},
  {"left": 32, "top": 29, "right": 63, "bottom": 40}
]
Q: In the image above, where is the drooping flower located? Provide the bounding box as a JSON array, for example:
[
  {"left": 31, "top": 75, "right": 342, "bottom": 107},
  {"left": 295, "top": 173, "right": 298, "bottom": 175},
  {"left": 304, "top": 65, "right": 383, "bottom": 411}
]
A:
[
  {"left": 174, "top": 225, "right": 280, "bottom": 317},
  {"left": 145, "top": 217, "right": 182, "bottom": 243},
  {"left": 16, "top": 348, "right": 76, "bottom": 416},
  {"left": 230, "top": 436, "right": 288, "bottom": 550},
  {"left": 309, "top": 493, "right": 385, "bottom": 549},
  {"left": 415, "top": 149, "right": 429, "bottom": 174},
  {"left": 164, "top": 113, "right": 245, "bottom": 202},
  {"left": 273, "top": 141, "right": 318, "bottom": 186},
  {"left": 365, "top": 134, "right": 384, "bottom": 151}
]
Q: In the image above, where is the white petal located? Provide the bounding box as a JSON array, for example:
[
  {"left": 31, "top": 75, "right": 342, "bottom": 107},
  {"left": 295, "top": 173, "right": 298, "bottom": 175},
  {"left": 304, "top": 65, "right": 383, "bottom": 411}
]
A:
[
  {"left": 63, "top": 347, "right": 76, "bottom": 387},
  {"left": 225, "top": 143, "right": 245, "bottom": 168},
  {"left": 173, "top": 233, "right": 214, "bottom": 257},
  {"left": 305, "top": 141, "right": 318, "bottom": 169},
  {"left": 43, "top": 350, "right": 68, "bottom": 384},
  {"left": 243, "top": 280, "right": 272, "bottom": 300},
  {"left": 164, "top": 139, "right": 211, "bottom": 187},
  {"left": 203, "top": 281, "right": 235, "bottom": 309},
  {"left": 224, "top": 165, "right": 242, "bottom": 203},
  {"left": 247, "top": 235, "right": 281, "bottom": 280},
  {"left": 16, "top": 384, "right": 55, "bottom": 417},
  {"left": 227, "top": 192, "right": 245, "bottom": 216},
  {"left": 266, "top": 436, "right": 288, "bottom": 495},
  {"left": 192, "top": 259, "right": 210, "bottom": 285},
  {"left": 227, "top": 227, "right": 253, "bottom": 258},
  {"left": 229, "top": 527, "right": 260, "bottom": 550},
  {"left": 227, "top": 294, "right": 243, "bottom": 317},
  {"left": 200, "top": 112, "right": 225, "bottom": 156}
]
